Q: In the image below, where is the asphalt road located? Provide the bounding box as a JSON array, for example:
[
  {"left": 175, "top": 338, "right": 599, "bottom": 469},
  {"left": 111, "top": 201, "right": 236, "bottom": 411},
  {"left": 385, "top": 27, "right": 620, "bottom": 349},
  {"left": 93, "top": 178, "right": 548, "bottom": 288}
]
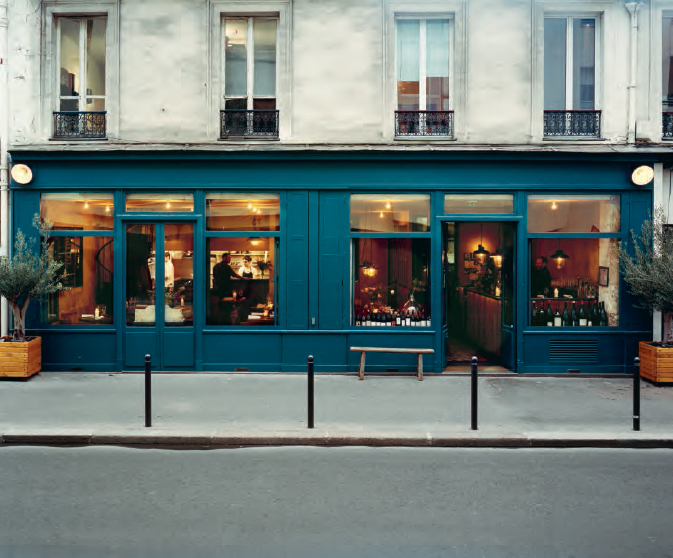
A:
[{"left": 1, "top": 446, "right": 672, "bottom": 558}]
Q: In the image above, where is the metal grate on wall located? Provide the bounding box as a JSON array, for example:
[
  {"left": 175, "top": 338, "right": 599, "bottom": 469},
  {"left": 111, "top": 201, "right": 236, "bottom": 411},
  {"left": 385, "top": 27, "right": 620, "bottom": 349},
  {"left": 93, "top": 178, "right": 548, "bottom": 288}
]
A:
[{"left": 549, "top": 340, "right": 599, "bottom": 363}]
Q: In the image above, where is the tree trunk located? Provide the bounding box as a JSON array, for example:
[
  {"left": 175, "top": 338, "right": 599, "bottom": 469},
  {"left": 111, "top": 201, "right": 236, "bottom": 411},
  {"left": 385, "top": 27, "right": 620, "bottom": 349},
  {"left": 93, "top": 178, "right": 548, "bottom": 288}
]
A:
[
  {"left": 10, "top": 297, "right": 31, "bottom": 342},
  {"left": 664, "top": 311, "right": 673, "bottom": 346}
]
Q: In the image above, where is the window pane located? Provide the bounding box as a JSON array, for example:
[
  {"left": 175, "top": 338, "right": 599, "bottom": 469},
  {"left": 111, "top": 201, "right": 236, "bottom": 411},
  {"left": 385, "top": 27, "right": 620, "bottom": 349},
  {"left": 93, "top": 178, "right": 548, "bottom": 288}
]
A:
[
  {"left": 544, "top": 18, "right": 566, "bottom": 110},
  {"left": 41, "top": 193, "right": 114, "bottom": 230},
  {"left": 530, "top": 238, "right": 619, "bottom": 326},
  {"left": 353, "top": 238, "right": 430, "bottom": 327},
  {"left": 527, "top": 195, "right": 620, "bottom": 233},
  {"left": 253, "top": 19, "right": 276, "bottom": 97},
  {"left": 351, "top": 194, "right": 430, "bottom": 233},
  {"left": 663, "top": 17, "right": 673, "bottom": 109},
  {"left": 426, "top": 20, "right": 450, "bottom": 111},
  {"left": 445, "top": 194, "right": 513, "bottom": 214},
  {"left": 397, "top": 20, "right": 420, "bottom": 111},
  {"left": 225, "top": 19, "right": 248, "bottom": 98},
  {"left": 165, "top": 224, "right": 194, "bottom": 327},
  {"left": 572, "top": 18, "right": 595, "bottom": 110},
  {"left": 206, "top": 193, "right": 280, "bottom": 231},
  {"left": 86, "top": 98, "right": 106, "bottom": 111},
  {"left": 207, "top": 238, "right": 277, "bottom": 326},
  {"left": 85, "top": 18, "right": 106, "bottom": 97},
  {"left": 126, "top": 193, "right": 194, "bottom": 212},
  {"left": 46, "top": 236, "right": 113, "bottom": 324},
  {"left": 253, "top": 98, "right": 276, "bottom": 110},
  {"left": 126, "top": 224, "right": 155, "bottom": 326},
  {"left": 60, "top": 18, "right": 80, "bottom": 102}
]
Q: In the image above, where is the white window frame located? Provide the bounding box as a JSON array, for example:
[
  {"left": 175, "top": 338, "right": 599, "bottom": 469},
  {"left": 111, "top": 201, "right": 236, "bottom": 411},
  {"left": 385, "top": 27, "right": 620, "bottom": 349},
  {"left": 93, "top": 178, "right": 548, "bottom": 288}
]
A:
[
  {"left": 208, "top": 1, "right": 291, "bottom": 140},
  {"left": 656, "top": 8, "right": 673, "bottom": 142},
  {"left": 42, "top": 1, "right": 120, "bottom": 140},
  {"left": 384, "top": 0, "right": 465, "bottom": 142}
]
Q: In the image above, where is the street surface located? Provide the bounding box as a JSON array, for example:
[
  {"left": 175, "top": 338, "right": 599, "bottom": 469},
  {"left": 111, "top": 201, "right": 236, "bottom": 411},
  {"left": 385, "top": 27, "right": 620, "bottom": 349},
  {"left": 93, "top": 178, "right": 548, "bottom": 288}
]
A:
[{"left": 1, "top": 446, "right": 672, "bottom": 558}]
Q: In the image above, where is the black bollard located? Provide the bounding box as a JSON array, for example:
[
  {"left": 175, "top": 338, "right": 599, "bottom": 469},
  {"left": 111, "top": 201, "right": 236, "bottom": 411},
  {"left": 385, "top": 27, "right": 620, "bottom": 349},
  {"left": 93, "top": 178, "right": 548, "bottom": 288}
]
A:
[
  {"left": 145, "top": 354, "right": 152, "bottom": 428},
  {"left": 633, "top": 356, "right": 640, "bottom": 431},
  {"left": 307, "top": 355, "right": 315, "bottom": 429},
  {"left": 471, "top": 356, "right": 478, "bottom": 431}
]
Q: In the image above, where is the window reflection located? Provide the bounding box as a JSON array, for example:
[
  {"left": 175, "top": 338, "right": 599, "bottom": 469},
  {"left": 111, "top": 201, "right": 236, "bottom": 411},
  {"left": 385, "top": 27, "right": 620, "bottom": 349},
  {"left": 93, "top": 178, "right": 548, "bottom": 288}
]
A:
[
  {"left": 207, "top": 237, "right": 277, "bottom": 326},
  {"left": 528, "top": 195, "right": 620, "bottom": 233},
  {"left": 445, "top": 194, "right": 513, "bottom": 214},
  {"left": 206, "top": 193, "right": 280, "bottom": 231},
  {"left": 126, "top": 193, "right": 194, "bottom": 212},
  {"left": 41, "top": 193, "right": 114, "bottom": 230},
  {"left": 350, "top": 194, "right": 430, "bottom": 233}
]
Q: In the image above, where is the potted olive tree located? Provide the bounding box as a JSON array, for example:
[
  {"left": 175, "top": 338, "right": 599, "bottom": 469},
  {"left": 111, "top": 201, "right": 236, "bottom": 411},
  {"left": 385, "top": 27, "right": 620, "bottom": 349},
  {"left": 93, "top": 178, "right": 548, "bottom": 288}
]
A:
[
  {"left": 0, "top": 216, "right": 62, "bottom": 379},
  {"left": 617, "top": 207, "right": 673, "bottom": 383}
]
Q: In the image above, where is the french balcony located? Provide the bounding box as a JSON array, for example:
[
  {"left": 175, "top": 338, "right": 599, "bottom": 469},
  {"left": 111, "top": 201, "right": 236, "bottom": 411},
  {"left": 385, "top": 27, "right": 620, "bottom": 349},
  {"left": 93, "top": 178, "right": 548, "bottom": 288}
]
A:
[
  {"left": 543, "top": 110, "right": 601, "bottom": 139},
  {"left": 395, "top": 111, "right": 454, "bottom": 138},
  {"left": 663, "top": 112, "right": 673, "bottom": 139},
  {"left": 220, "top": 110, "right": 279, "bottom": 140},
  {"left": 53, "top": 111, "right": 107, "bottom": 140}
]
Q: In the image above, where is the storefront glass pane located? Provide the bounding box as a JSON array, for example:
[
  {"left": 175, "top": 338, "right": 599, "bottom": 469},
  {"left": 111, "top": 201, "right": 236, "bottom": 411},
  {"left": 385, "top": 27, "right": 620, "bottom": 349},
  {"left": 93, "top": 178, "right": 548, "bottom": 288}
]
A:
[
  {"left": 126, "top": 224, "right": 156, "bottom": 326},
  {"left": 126, "top": 193, "right": 194, "bottom": 212},
  {"left": 206, "top": 193, "right": 280, "bottom": 231},
  {"left": 164, "top": 224, "right": 193, "bottom": 327},
  {"left": 207, "top": 237, "right": 277, "bottom": 326},
  {"left": 444, "top": 194, "right": 514, "bottom": 214},
  {"left": 350, "top": 194, "right": 430, "bottom": 233},
  {"left": 46, "top": 236, "right": 113, "bottom": 324},
  {"left": 41, "top": 193, "right": 114, "bottom": 230},
  {"left": 353, "top": 237, "right": 430, "bottom": 326},
  {"left": 527, "top": 195, "right": 620, "bottom": 233},
  {"left": 529, "top": 238, "right": 619, "bottom": 326}
]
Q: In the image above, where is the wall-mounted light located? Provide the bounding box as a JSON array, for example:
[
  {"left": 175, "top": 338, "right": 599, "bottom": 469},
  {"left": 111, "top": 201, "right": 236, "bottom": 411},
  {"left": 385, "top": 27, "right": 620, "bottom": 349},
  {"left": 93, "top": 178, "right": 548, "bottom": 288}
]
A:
[
  {"left": 631, "top": 165, "right": 654, "bottom": 186},
  {"left": 10, "top": 164, "right": 33, "bottom": 185}
]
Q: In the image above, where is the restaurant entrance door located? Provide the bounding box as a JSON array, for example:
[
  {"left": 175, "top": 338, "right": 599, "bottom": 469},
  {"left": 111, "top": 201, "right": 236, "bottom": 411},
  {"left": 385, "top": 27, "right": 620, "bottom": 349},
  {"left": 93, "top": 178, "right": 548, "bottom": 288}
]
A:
[
  {"left": 123, "top": 223, "right": 195, "bottom": 369},
  {"left": 442, "top": 221, "right": 516, "bottom": 369}
]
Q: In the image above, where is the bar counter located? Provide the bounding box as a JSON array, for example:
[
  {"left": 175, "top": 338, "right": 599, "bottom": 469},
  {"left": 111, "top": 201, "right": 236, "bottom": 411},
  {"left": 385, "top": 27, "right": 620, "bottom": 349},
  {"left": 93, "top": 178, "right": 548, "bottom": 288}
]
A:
[{"left": 465, "top": 288, "right": 501, "bottom": 357}]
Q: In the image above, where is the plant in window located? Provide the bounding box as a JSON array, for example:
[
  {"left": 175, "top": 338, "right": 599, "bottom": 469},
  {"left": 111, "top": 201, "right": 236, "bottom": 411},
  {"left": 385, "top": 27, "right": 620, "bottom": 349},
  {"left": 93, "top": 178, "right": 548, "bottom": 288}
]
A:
[{"left": 0, "top": 215, "right": 63, "bottom": 342}]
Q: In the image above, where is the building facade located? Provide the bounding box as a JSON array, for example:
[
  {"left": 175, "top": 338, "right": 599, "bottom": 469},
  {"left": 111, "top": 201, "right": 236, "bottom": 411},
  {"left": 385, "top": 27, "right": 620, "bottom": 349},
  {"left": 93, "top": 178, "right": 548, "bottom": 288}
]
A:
[{"left": 1, "top": 0, "right": 672, "bottom": 373}]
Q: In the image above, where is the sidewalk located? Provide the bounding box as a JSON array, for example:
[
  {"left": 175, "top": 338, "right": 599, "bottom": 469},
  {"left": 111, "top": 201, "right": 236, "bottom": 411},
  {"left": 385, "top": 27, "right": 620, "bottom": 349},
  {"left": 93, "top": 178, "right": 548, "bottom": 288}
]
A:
[{"left": 1, "top": 372, "right": 672, "bottom": 448}]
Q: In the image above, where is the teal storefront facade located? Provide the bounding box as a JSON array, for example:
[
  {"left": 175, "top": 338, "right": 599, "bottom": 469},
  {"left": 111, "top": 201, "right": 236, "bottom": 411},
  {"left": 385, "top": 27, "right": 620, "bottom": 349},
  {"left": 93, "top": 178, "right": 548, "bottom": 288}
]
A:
[{"left": 8, "top": 148, "right": 653, "bottom": 373}]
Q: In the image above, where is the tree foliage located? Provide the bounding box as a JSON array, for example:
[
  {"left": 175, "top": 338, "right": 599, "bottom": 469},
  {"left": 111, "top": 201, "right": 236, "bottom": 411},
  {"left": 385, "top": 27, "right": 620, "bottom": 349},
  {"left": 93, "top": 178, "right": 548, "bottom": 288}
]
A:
[{"left": 0, "top": 215, "right": 63, "bottom": 342}]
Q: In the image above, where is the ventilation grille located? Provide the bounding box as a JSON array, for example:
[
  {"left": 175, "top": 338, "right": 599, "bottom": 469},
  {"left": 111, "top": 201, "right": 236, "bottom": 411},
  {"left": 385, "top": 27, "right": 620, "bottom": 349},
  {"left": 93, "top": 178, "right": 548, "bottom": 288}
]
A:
[{"left": 549, "top": 340, "right": 598, "bottom": 363}]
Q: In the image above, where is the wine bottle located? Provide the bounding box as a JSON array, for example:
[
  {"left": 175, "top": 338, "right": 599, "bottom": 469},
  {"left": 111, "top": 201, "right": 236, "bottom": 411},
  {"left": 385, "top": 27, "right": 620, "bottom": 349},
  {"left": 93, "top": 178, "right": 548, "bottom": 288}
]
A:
[
  {"left": 421, "top": 309, "right": 427, "bottom": 327},
  {"left": 395, "top": 312, "right": 401, "bottom": 327},
  {"left": 600, "top": 302, "right": 608, "bottom": 326},
  {"left": 553, "top": 308, "right": 562, "bottom": 326},
  {"left": 571, "top": 302, "right": 578, "bottom": 327},
  {"left": 387, "top": 311, "right": 393, "bottom": 326},
  {"left": 578, "top": 302, "right": 587, "bottom": 326},
  {"left": 590, "top": 302, "right": 598, "bottom": 326},
  {"left": 546, "top": 303, "right": 553, "bottom": 327},
  {"left": 405, "top": 310, "right": 411, "bottom": 327},
  {"left": 365, "top": 311, "right": 371, "bottom": 327},
  {"left": 355, "top": 311, "right": 361, "bottom": 327},
  {"left": 531, "top": 302, "right": 538, "bottom": 327},
  {"left": 411, "top": 310, "right": 418, "bottom": 327},
  {"left": 562, "top": 302, "right": 570, "bottom": 326},
  {"left": 426, "top": 312, "right": 431, "bottom": 328}
]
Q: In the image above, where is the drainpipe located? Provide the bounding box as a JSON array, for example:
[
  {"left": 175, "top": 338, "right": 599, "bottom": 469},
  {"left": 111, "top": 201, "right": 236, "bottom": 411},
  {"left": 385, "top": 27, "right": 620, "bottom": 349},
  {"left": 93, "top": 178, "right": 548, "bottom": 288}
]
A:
[
  {"left": 625, "top": 2, "right": 642, "bottom": 144},
  {"left": 0, "top": 0, "right": 8, "bottom": 338}
]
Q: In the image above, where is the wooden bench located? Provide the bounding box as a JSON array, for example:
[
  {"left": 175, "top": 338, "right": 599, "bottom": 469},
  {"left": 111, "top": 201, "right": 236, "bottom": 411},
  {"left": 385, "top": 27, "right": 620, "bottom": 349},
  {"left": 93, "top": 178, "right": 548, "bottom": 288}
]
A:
[{"left": 350, "top": 347, "right": 435, "bottom": 381}]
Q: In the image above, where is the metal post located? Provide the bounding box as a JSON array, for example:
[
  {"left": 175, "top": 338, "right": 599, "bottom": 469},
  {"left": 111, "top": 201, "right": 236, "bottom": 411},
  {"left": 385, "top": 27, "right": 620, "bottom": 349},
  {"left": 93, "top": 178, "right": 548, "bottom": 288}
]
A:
[
  {"left": 471, "top": 356, "right": 478, "bottom": 431},
  {"left": 633, "top": 356, "right": 640, "bottom": 431},
  {"left": 145, "top": 354, "right": 152, "bottom": 428},
  {"left": 307, "top": 355, "right": 315, "bottom": 429}
]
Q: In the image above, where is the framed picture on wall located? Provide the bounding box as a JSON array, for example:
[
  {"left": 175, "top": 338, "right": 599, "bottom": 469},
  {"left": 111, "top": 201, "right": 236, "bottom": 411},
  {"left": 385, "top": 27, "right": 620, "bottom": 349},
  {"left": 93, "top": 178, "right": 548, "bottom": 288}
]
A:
[{"left": 598, "top": 266, "right": 609, "bottom": 287}]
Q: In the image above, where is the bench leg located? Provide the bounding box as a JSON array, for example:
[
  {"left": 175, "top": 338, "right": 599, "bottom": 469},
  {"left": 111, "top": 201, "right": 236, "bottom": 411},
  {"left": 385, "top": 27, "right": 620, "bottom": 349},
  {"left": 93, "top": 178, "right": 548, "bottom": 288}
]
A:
[
  {"left": 358, "top": 352, "right": 366, "bottom": 380},
  {"left": 417, "top": 353, "right": 423, "bottom": 381}
]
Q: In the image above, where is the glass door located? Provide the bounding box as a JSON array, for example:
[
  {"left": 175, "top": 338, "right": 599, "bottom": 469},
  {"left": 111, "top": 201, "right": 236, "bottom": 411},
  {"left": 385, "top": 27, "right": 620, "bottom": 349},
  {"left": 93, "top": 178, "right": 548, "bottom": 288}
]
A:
[{"left": 123, "top": 223, "right": 195, "bottom": 369}]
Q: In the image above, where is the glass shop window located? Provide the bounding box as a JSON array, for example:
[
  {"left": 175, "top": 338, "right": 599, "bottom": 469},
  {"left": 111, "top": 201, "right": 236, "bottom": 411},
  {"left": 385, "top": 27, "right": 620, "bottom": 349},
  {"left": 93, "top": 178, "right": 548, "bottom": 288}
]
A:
[
  {"left": 445, "top": 194, "right": 514, "bottom": 214},
  {"left": 527, "top": 195, "right": 620, "bottom": 233},
  {"left": 206, "top": 193, "right": 280, "bottom": 231},
  {"left": 46, "top": 236, "right": 114, "bottom": 324},
  {"left": 206, "top": 237, "right": 278, "bottom": 326},
  {"left": 125, "top": 193, "right": 194, "bottom": 212},
  {"left": 350, "top": 194, "right": 430, "bottom": 233},
  {"left": 529, "top": 238, "right": 619, "bottom": 327},
  {"left": 40, "top": 193, "right": 114, "bottom": 230},
  {"left": 353, "top": 238, "right": 431, "bottom": 327}
]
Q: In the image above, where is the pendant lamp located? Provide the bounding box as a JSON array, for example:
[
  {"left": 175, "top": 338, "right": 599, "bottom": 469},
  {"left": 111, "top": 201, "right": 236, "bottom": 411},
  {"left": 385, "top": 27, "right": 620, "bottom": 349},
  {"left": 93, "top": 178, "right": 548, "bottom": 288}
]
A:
[
  {"left": 473, "top": 224, "right": 490, "bottom": 263},
  {"left": 550, "top": 239, "right": 569, "bottom": 269}
]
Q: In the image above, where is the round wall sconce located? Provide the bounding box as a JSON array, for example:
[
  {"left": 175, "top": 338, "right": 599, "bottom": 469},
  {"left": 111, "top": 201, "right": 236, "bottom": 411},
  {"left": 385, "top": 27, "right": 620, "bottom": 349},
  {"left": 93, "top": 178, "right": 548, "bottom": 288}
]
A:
[
  {"left": 10, "top": 164, "right": 33, "bottom": 185},
  {"left": 631, "top": 165, "right": 654, "bottom": 186}
]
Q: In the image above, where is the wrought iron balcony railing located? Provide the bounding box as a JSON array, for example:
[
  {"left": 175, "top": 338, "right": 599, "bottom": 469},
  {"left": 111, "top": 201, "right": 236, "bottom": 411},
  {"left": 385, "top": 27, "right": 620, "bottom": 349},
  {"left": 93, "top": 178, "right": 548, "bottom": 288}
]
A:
[
  {"left": 220, "top": 110, "right": 279, "bottom": 139},
  {"left": 395, "top": 110, "right": 454, "bottom": 138},
  {"left": 663, "top": 112, "right": 673, "bottom": 139},
  {"left": 53, "top": 111, "right": 107, "bottom": 140},
  {"left": 543, "top": 110, "right": 601, "bottom": 138}
]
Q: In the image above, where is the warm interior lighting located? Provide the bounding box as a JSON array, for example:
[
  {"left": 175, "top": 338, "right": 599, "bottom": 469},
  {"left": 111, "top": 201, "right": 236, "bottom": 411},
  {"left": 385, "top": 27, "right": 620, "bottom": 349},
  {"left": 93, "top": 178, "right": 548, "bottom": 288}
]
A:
[
  {"left": 386, "top": 202, "right": 391, "bottom": 210},
  {"left": 166, "top": 202, "right": 171, "bottom": 209},
  {"left": 105, "top": 206, "right": 111, "bottom": 213},
  {"left": 83, "top": 202, "right": 89, "bottom": 209},
  {"left": 473, "top": 224, "right": 490, "bottom": 263},
  {"left": 363, "top": 265, "right": 377, "bottom": 277},
  {"left": 379, "top": 211, "right": 384, "bottom": 218},
  {"left": 248, "top": 237, "right": 261, "bottom": 246},
  {"left": 550, "top": 240, "right": 570, "bottom": 269},
  {"left": 551, "top": 201, "right": 558, "bottom": 210},
  {"left": 492, "top": 251, "right": 503, "bottom": 268}
]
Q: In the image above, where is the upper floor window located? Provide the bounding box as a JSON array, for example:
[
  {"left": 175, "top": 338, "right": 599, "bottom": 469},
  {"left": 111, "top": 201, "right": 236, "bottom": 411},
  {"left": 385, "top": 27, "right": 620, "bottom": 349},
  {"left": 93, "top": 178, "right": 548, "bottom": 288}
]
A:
[
  {"left": 221, "top": 17, "right": 279, "bottom": 139},
  {"left": 543, "top": 16, "right": 600, "bottom": 138},
  {"left": 395, "top": 17, "right": 453, "bottom": 138},
  {"left": 663, "top": 16, "right": 673, "bottom": 139},
  {"left": 53, "top": 16, "right": 107, "bottom": 139}
]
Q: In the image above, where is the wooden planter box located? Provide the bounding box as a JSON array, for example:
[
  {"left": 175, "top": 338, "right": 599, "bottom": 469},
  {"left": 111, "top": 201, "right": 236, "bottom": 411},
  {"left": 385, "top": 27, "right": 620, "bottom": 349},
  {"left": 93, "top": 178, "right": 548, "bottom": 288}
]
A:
[
  {"left": 0, "top": 336, "right": 41, "bottom": 379},
  {"left": 639, "top": 341, "right": 673, "bottom": 384}
]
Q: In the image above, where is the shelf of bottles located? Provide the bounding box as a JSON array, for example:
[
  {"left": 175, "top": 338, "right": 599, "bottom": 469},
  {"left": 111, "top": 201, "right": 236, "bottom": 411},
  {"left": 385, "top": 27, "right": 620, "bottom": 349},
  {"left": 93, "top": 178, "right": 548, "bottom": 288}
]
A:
[
  {"left": 531, "top": 299, "right": 609, "bottom": 327},
  {"left": 354, "top": 305, "right": 431, "bottom": 328}
]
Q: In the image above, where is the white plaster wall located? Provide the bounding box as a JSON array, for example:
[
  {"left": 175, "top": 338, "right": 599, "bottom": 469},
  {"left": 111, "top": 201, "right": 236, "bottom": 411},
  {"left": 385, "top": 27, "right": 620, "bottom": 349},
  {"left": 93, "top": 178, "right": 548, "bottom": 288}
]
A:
[{"left": 3, "top": 0, "right": 659, "bottom": 146}]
